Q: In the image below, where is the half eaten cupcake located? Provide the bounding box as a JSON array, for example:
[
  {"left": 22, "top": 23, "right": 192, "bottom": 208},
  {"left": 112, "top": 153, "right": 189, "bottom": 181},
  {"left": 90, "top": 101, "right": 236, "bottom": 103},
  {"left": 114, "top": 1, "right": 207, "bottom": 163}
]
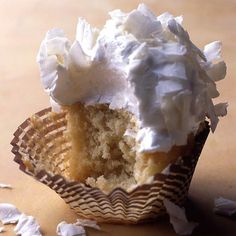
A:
[{"left": 36, "top": 4, "right": 227, "bottom": 194}]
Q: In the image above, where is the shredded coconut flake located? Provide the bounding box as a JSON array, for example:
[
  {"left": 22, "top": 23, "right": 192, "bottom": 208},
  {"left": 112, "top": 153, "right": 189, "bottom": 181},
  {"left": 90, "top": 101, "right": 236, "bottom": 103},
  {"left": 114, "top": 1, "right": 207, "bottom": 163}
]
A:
[
  {"left": 14, "top": 213, "right": 42, "bottom": 236},
  {"left": 214, "top": 197, "right": 236, "bottom": 216},
  {"left": 0, "top": 203, "right": 42, "bottom": 235},
  {"left": 214, "top": 103, "right": 228, "bottom": 117},
  {"left": 0, "top": 183, "right": 12, "bottom": 189},
  {"left": 164, "top": 199, "right": 198, "bottom": 235},
  {"left": 57, "top": 221, "right": 86, "bottom": 236},
  {"left": 0, "top": 203, "right": 21, "bottom": 224}
]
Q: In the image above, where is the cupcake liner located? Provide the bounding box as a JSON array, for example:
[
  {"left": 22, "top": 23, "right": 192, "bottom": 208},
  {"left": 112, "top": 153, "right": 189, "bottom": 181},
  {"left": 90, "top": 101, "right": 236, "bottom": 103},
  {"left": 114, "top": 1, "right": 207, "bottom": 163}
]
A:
[{"left": 11, "top": 108, "right": 209, "bottom": 224}]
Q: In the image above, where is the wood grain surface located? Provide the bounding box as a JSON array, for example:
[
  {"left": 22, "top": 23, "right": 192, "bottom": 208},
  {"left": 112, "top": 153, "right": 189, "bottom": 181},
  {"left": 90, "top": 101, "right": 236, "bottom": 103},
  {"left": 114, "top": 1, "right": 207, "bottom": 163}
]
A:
[{"left": 0, "top": 0, "right": 236, "bottom": 235}]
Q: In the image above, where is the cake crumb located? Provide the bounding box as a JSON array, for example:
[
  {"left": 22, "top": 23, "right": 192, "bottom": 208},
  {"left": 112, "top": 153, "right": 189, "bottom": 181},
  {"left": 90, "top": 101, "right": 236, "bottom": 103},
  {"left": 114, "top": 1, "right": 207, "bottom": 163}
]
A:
[{"left": 75, "top": 218, "right": 100, "bottom": 230}]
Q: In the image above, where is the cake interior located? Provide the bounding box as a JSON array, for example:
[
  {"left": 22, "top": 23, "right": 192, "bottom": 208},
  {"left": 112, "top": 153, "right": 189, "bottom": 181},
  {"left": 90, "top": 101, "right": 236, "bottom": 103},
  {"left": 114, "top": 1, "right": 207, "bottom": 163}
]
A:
[
  {"left": 64, "top": 103, "right": 193, "bottom": 193},
  {"left": 65, "top": 103, "right": 138, "bottom": 192},
  {"left": 28, "top": 103, "right": 195, "bottom": 193}
]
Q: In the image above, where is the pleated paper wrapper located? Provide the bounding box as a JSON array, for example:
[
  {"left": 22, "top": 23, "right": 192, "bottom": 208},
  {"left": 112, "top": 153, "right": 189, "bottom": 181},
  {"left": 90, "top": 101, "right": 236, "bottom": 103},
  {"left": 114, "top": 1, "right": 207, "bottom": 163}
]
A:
[{"left": 11, "top": 108, "right": 209, "bottom": 224}]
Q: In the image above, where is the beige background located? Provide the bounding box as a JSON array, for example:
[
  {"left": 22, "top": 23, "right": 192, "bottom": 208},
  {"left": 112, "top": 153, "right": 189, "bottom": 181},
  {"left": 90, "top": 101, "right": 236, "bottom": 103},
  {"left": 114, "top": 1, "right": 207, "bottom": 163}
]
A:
[{"left": 0, "top": 0, "right": 236, "bottom": 235}]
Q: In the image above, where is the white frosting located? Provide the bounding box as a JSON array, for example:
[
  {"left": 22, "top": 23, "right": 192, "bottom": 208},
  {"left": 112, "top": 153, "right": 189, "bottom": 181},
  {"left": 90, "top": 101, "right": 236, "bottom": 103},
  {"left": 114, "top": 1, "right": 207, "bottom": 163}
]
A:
[{"left": 37, "top": 4, "right": 227, "bottom": 152}]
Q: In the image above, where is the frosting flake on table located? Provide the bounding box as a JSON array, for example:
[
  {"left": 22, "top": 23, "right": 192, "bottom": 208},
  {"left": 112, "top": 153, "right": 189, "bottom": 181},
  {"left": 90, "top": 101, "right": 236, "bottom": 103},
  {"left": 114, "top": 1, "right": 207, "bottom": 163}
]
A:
[
  {"left": 0, "top": 183, "right": 12, "bottom": 189},
  {"left": 0, "top": 203, "right": 21, "bottom": 224},
  {"left": 164, "top": 199, "right": 198, "bottom": 235},
  {"left": 214, "top": 197, "right": 236, "bottom": 216},
  {"left": 56, "top": 221, "right": 86, "bottom": 236},
  {"left": 0, "top": 203, "right": 42, "bottom": 235},
  {"left": 14, "top": 213, "right": 42, "bottom": 236}
]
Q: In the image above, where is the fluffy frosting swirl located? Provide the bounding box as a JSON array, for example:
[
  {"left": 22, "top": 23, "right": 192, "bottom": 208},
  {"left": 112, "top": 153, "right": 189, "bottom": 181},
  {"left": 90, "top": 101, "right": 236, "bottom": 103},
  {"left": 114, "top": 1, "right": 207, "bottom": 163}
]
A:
[{"left": 37, "top": 4, "right": 227, "bottom": 152}]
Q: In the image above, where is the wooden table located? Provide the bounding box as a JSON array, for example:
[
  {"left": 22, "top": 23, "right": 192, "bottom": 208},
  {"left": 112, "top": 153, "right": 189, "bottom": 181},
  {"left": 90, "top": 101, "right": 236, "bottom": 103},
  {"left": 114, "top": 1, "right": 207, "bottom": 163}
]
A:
[{"left": 0, "top": 0, "right": 236, "bottom": 235}]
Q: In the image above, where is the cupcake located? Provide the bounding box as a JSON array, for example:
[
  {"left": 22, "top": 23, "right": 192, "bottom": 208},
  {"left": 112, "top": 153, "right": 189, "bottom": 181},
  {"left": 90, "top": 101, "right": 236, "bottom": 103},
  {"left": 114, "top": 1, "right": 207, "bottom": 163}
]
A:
[{"left": 12, "top": 4, "right": 227, "bottom": 223}]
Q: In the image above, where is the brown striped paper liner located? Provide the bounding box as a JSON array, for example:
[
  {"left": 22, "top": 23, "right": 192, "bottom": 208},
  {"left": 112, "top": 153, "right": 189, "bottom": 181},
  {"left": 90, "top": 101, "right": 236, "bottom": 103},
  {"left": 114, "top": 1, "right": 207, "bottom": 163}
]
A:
[{"left": 11, "top": 108, "right": 209, "bottom": 224}]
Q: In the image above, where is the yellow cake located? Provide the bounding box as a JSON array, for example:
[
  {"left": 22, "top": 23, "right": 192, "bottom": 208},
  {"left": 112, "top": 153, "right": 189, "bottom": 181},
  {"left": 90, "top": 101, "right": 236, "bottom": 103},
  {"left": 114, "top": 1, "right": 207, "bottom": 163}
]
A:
[{"left": 61, "top": 103, "right": 198, "bottom": 193}]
